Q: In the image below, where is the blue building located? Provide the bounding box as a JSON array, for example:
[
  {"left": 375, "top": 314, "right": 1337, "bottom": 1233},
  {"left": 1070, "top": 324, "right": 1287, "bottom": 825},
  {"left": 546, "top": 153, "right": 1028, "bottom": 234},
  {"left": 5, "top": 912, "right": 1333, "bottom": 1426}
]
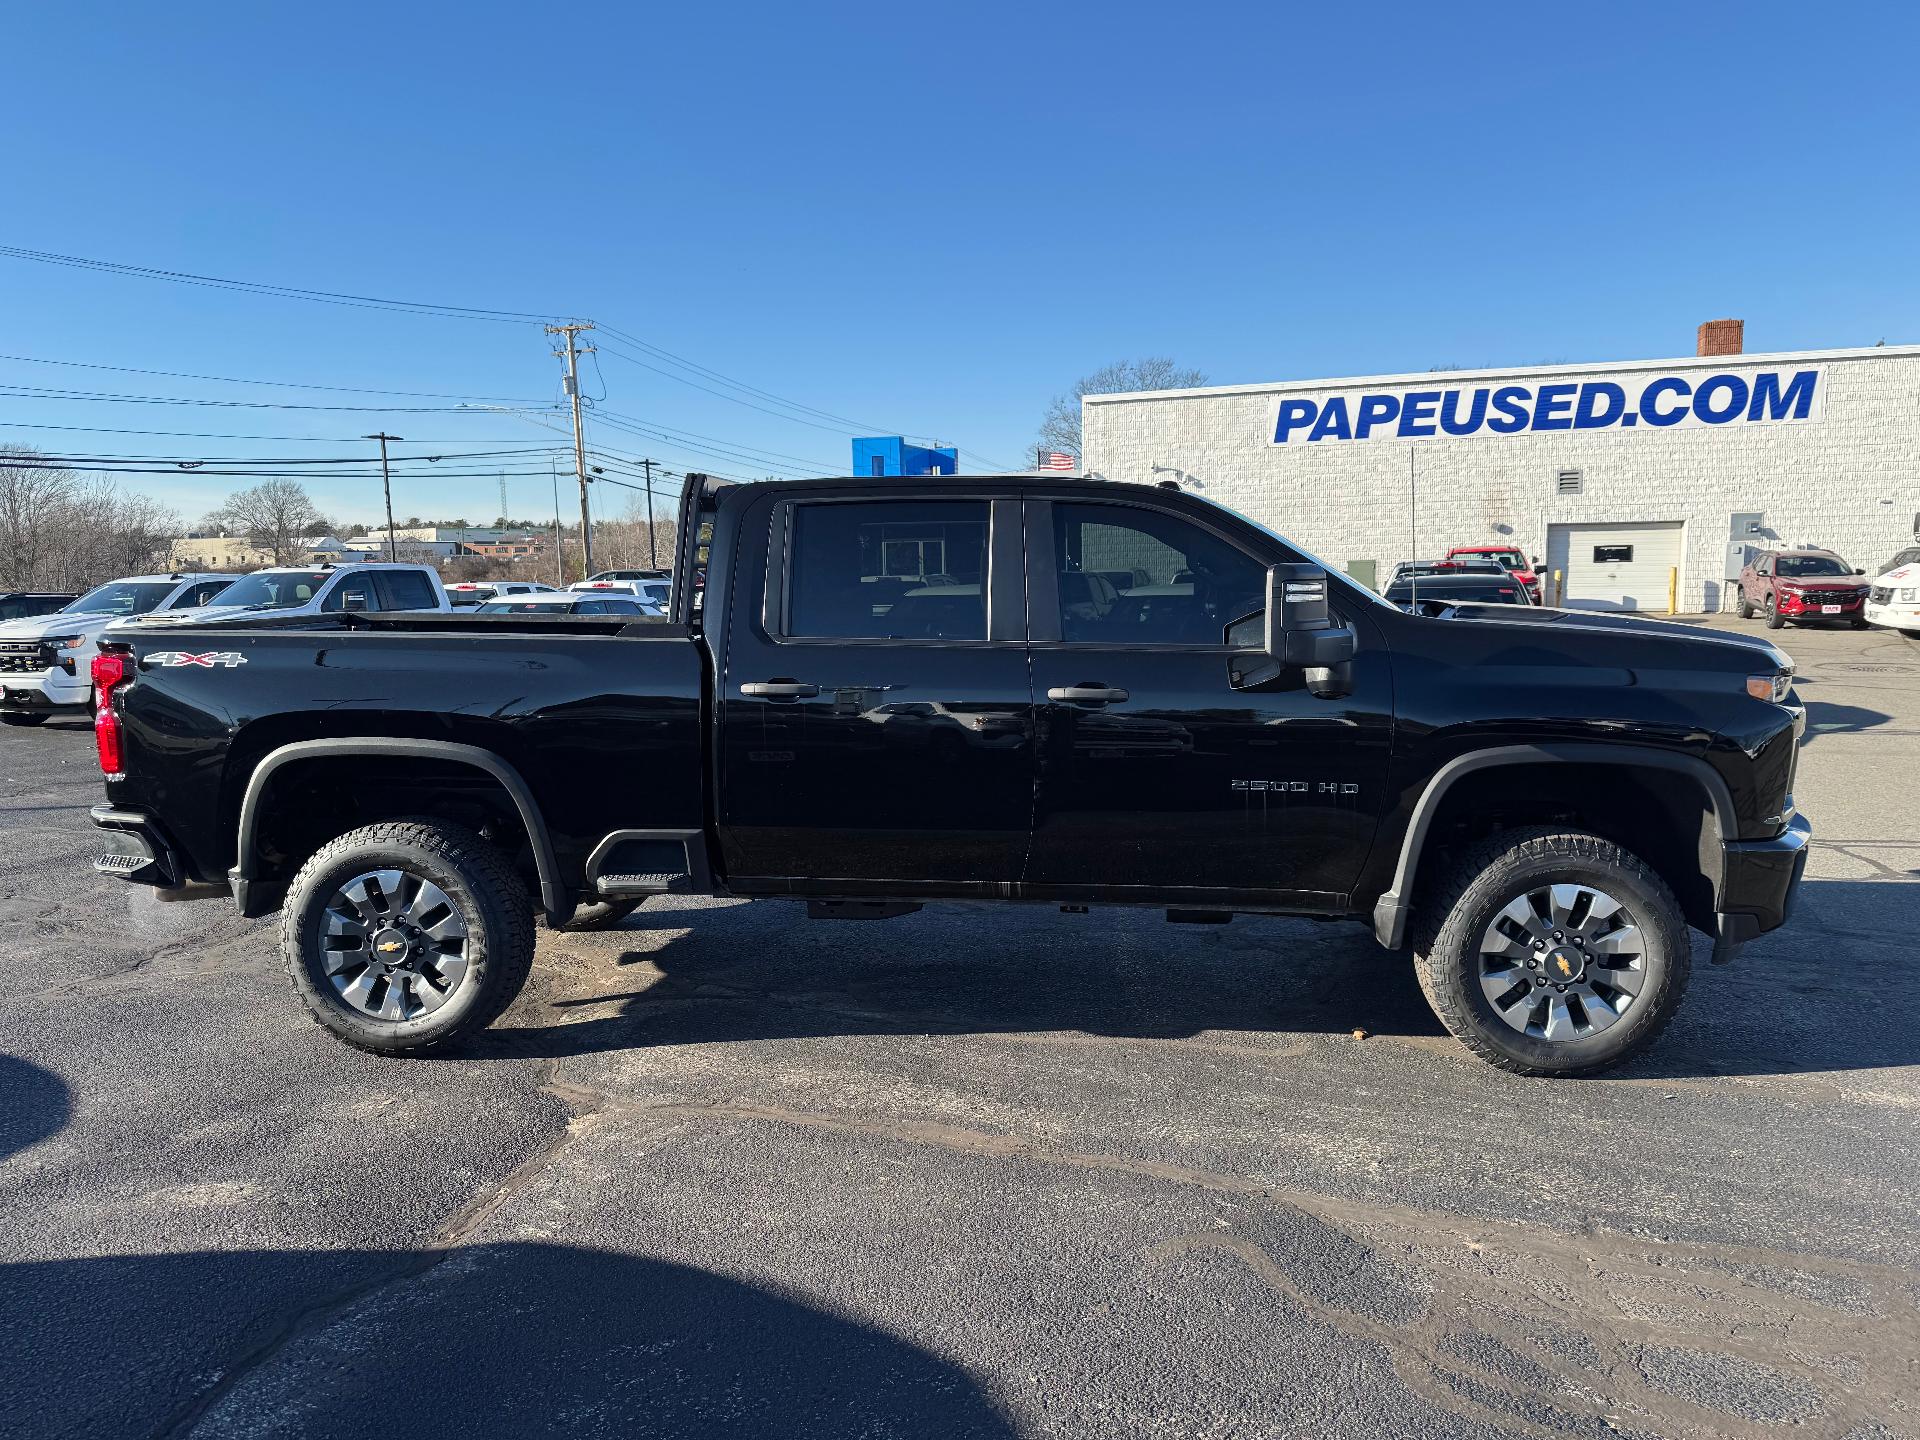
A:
[{"left": 852, "top": 436, "right": 958, "bottom": 477}]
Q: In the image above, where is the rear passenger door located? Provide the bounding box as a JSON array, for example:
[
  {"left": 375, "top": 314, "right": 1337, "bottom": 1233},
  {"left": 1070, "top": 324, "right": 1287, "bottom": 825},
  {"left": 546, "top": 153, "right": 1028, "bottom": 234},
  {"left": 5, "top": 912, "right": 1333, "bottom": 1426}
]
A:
[{"left": 717, "top": 492, "right": 1033, "bottom": 890}]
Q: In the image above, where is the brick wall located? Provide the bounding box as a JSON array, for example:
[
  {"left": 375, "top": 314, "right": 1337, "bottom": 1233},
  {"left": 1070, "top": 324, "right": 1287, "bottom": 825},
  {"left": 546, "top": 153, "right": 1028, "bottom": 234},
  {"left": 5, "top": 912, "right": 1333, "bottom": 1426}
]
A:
[{"left": 1082, "top": 347, "right": 1920, "bottom": 611}]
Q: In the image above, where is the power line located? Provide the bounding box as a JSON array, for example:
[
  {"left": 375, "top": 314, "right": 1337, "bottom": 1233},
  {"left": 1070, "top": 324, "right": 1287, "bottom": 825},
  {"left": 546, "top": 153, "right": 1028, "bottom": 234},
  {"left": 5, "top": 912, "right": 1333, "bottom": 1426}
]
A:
[
  {"left": 0, "top": 421, "right": 581, "bottom": 444},
  {"left": 0, "top": 245, "right": 564, "bottom": 324},
  {"left": 0, "top": 384, "right": 568, "bottom": 415},
  {"left": 0, "top": 352, "right": 549, "bottom": 403}
]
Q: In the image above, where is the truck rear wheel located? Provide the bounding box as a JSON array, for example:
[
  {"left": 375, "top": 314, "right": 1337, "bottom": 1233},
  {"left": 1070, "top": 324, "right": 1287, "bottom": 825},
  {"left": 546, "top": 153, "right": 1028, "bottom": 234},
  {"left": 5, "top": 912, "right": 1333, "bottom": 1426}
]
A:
[
  {"left": 1412, "top": 828, "right": 1690, "bottom": 1077},
  {"left": 1734, "top": 592, "right": 1754, "bottom": 619},
  {"left": 281, "top": 819, "right": 535, "bottom": 1056}
]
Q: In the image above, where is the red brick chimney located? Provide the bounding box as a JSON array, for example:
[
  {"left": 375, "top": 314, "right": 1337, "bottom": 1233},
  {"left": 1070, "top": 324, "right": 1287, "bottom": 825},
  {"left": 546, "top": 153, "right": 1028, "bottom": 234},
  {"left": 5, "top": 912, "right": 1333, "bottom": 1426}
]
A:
[{"left": 1697, "top": 318, "right": 1744, "bottom": 356}]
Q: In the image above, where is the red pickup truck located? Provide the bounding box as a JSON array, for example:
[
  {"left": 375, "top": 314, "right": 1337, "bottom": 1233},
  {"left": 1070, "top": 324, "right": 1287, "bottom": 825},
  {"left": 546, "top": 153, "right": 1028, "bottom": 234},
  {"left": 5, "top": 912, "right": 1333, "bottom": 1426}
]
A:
[{"left": 1443, "top": 545, "right": 1541, "bottom": 602}]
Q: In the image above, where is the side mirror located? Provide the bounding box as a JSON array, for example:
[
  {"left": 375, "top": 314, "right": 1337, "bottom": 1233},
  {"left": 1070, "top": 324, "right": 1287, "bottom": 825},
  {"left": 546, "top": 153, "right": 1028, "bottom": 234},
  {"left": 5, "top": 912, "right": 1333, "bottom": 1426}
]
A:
[
  {"left": 1854, "top": 567, "right": 1866, "bottom": 575},
  {"left": 1228, "top": 563, "right": 1356, "bottom": 697},
  {"left": 1530, "top": 555, "right": 1541, "bottom": 567}
]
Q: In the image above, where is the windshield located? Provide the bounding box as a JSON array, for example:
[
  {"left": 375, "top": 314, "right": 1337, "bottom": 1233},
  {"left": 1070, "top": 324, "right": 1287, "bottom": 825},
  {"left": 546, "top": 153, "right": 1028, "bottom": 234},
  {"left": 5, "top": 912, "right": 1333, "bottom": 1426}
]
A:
[
  {"left": 1388, "top": 581, "right": 1522, "bottom": 605},
  {"left": 208, "top": 571, "right": 331, "bottom": 609},
  {"left": 1776, "top": 555, "right": 1851, "bottom": 578},
  {"left": 60, "top": 581, "right": 177, "bottom": 616}
]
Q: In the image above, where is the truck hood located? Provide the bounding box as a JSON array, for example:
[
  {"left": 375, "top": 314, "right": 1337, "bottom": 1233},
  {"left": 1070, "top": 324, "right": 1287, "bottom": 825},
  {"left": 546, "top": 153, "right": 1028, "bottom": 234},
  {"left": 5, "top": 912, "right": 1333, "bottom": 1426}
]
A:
[
  {"left": 1436, "top": 604, "right": 1792, "bottom": 667},
  {"left": 0, "top": 610, "right": 115, "bottom": 641},
  {"left": 123, "top": 603, "right": 282, "bottom": 627}
]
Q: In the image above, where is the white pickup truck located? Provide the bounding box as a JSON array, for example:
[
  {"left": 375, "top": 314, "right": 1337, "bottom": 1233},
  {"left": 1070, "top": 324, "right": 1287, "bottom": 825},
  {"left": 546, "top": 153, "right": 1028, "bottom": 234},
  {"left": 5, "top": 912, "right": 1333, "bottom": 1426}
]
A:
[
  {"left": 134, "top": 563, "right": 450, "bottom": 628},
  {"left": 0, "top": 573, "right": 235, "bottom": 725}
]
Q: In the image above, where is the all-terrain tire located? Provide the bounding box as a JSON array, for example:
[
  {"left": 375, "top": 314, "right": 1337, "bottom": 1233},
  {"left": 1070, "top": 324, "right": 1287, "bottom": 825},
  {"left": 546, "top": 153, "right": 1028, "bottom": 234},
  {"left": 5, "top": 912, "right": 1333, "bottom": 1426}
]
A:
[
  {"left": 281, "top": 819, "right": 535, "bottom": 1056},
  {"left": 559, "top": 897, "right": 644, "bottom": 931},
  {"left": 1410, "top": 827, "right": 1691, "bottom": 1077},
  {"left": 0, "top": 712, "right": 48, "bottom": 727}
]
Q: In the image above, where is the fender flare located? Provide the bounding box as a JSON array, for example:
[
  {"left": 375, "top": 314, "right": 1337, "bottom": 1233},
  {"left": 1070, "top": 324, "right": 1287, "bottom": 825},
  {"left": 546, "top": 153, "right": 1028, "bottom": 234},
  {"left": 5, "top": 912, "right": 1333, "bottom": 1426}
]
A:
[
  {"left": 233, "top": 738, "right": 569, "bottom": 923},
  {"left": 1370, "top": 742, "right": 1738, "bottom": 949}
]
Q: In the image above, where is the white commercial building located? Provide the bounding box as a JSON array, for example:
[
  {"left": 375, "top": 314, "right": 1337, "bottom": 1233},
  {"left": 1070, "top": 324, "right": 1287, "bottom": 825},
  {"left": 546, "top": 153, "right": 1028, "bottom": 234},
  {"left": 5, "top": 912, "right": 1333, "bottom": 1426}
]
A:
[{"left": 1082, "top": 325, "right": 1920, "bottom": 612}]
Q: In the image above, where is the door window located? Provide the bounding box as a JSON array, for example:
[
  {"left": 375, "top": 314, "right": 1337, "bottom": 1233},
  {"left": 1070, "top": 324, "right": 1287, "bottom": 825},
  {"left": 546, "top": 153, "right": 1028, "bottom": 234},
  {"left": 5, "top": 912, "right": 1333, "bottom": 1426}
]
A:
[
  {"left": 787, "top": 501, "right": 988, "bottom": 641},
  {"left": 373, "top": 570, "right": 438, "bottom": 610},
  {"left": 1051, "top": 503, "right": 1264, "bottom": 645}
]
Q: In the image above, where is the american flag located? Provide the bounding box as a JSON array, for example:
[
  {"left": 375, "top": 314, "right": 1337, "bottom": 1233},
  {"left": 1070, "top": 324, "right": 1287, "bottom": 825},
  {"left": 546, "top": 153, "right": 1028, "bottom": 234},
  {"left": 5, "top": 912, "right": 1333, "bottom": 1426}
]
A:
[{"left": 1037, "top": 451, "right": 1076, "bottom": 471}]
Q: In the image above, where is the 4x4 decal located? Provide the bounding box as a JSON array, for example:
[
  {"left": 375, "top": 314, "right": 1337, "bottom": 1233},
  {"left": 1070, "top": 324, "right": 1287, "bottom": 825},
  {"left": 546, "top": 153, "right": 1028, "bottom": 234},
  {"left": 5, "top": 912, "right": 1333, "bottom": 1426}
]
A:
[{"left": 146, "top": 651, "right": 247, "bottom": 669}]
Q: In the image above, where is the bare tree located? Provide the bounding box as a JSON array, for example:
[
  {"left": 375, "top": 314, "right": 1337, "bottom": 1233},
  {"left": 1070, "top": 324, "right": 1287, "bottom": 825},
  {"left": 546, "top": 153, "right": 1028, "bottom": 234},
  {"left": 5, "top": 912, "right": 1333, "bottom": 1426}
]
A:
[
  {"left": 202, "top": 479, "right": 333, "bottom": 565},
  {"left": 1037, "top": 358, "right": 1208, "bottom": 462},
  {"left": 0, "top": 449, "right": 179, "bottom": 589}
]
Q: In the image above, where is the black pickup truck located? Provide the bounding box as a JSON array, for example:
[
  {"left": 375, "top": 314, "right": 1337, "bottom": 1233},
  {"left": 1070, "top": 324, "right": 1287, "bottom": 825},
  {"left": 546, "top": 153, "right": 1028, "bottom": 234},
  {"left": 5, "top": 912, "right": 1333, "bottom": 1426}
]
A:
[{"left": 88, "top": 474, "right": 1810, "bottom": 1075}]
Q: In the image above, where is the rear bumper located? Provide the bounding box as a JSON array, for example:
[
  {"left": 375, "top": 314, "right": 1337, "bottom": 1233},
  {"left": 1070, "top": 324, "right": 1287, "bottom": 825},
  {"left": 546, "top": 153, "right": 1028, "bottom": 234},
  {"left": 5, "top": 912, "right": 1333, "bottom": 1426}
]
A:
[
  {"left": 89, "top": 804, "right": 210, "bottom": 894},
  {"left": 1712, "top": 811, "right": 1811, "bottom": 962}
]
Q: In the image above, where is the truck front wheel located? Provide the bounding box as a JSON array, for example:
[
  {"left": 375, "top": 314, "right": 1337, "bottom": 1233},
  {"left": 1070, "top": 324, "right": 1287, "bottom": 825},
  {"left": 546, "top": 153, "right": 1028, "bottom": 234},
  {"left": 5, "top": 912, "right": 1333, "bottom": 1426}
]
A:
[
  {"left": 281, "top": 819, "right": 535, "bottom": 1056},
  {"left": 1412, "top": 828, "right": 1691, "bottom": 1077}
]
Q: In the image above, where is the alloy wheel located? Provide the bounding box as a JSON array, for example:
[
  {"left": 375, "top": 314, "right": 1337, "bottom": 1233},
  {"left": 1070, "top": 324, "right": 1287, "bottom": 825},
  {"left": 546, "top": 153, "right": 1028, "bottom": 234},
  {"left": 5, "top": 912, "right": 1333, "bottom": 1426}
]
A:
[
  {"left": 317, "top": 868, "right": 471, "bottom": 1021},
  {"left": 1476, "top": 883, "right": 1647, "bottom": 1042}
]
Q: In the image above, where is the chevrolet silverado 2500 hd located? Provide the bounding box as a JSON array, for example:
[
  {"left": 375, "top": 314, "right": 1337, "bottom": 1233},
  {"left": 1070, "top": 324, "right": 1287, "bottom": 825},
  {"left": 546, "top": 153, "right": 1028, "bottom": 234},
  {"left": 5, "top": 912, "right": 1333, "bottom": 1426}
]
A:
[{"left": 87, "top": 474, "right": 1810, "bottom": 1076}]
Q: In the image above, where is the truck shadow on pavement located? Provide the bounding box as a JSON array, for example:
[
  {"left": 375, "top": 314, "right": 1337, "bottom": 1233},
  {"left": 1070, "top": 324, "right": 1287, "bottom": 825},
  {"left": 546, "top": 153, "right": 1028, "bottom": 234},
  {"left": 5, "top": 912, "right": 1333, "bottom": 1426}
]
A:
[
  {"left": 480, "top": 879, "right": 1918, "bottom": 1081},
  {"left": 11, "top": 1242, "right": 1017, "bottom": 1440},
  {"left": 0, "top": 1053, "right": 70, "bottom": 1159}
]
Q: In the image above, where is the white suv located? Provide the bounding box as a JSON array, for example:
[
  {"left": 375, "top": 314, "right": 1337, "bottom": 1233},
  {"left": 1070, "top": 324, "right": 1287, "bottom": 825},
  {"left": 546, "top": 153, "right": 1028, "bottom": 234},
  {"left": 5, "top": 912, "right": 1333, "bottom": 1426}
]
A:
[
  {"left": 136, "top": 563, "right": 450, "bottom": 627},
  {"left": 0, "top": 573, "right": 235, "bottom": 725}
]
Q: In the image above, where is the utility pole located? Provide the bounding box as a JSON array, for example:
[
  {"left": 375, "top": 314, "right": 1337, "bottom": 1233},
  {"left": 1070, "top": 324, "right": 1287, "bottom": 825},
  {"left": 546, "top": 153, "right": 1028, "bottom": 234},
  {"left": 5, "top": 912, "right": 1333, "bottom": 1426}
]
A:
[
  {"left": 641, "top": 458, "right": 658, "bottom": 568},
  {"left": 545, "top": 322, "right": 596, "bottom": 579},
  {"left": 364, "top": 433, "right": 403, "bottom": 561}
]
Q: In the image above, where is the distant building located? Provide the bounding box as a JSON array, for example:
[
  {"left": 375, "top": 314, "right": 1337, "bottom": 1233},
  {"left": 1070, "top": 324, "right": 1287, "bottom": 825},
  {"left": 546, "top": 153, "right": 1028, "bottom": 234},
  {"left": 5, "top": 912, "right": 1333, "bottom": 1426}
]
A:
[
  {"left": 362, "top": 526, "right": 505, "bottom": 545},
  {"left": 460, "top": 533, "right": 552, "bottom": 562},
  {"left": 167, "top": 534, "right": 276, "bottom": 570},
  {"left": 852, "top": 437, "right": 958, "bottom": 477},
  {"left": 341, "top": 537, "right": 462, "bottom": 561}
]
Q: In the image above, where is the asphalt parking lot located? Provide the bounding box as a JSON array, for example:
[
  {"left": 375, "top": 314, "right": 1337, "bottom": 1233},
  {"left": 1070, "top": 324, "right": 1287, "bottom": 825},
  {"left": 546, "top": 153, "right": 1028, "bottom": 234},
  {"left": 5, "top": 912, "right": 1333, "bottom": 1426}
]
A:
[{"left": 2, "top": 617, "right": 1915, "bottom": 1440}]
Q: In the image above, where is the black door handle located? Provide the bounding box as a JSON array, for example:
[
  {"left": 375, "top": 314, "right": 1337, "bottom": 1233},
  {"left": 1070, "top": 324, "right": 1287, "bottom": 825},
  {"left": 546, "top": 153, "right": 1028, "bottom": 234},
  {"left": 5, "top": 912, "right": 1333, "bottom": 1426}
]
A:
[
  {"left": 741, "top": 680, "right": 820, "bottom": 699},
  {"left": 1047, "top": 684, "right": 1129, "bottom": 705}
]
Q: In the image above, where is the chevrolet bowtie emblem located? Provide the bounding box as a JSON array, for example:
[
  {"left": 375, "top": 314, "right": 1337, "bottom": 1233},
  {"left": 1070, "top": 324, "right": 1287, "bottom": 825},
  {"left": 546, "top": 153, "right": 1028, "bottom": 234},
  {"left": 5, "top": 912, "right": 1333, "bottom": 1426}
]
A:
[
  {"left": 1556, "top": 956, "right": 1573, "bottom": 976},
  {"left": 378, "top": 940, "right": 405, "bottom": 954}
]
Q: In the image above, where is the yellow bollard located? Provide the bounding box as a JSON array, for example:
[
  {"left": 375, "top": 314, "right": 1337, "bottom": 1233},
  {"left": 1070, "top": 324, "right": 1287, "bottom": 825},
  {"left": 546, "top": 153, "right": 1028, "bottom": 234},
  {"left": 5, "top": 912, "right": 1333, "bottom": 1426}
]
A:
[
  {"left": 1552, "top": 569, "right": 1563, "bottom": 607},
  {"left": 1667, "top": 567, "right": 1678, "bottom": 615}
]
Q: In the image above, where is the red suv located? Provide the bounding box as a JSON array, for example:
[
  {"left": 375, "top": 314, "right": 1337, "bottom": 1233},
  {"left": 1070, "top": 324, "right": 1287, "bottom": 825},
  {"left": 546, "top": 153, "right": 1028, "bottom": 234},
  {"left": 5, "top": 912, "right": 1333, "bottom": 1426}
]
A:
[
  {"left": 1736, "top": 548, "right": 1869, "bottom": 629},
  {"left": 1443, "top": 545, "right": 1541, "bottom": 602}
]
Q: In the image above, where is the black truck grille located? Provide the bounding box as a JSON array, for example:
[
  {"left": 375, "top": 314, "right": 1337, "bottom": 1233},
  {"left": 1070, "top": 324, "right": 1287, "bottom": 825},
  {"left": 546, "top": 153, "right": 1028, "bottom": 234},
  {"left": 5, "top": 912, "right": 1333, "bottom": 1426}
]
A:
[{"left": 0, "top": 641, "right": 53, "bottom": 674}]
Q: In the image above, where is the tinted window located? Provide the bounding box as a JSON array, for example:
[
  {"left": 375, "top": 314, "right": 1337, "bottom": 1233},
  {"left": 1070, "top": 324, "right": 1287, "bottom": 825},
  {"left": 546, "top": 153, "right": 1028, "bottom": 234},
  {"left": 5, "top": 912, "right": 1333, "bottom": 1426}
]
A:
[
  {"left": 373, "top": 570, "right": 439, "bottom": 610},
  {"left": 1387, "top": 581, "right": 1523, "bottom": 604},
  {"left": 325, "top": 577, "right": 377, "bottom": 612},
  {"left": 787, "top": 501, "right": 988, "bottom": 641},
  {"left": 1052, "top": 503, "right": 1264, "bottom": 645},
  {"left": 167, "top": 580, "right": 234, "bottom": 609}
]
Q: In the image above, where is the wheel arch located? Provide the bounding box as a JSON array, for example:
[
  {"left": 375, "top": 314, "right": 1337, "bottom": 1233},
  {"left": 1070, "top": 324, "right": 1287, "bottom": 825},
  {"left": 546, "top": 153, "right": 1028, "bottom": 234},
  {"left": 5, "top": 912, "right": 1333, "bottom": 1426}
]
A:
[
  {"left": 1371, "top": 744, "right": 1736, "bottom": 949},
  {"left": 233, "top": 738, "right": 571, "bottom": 924}
]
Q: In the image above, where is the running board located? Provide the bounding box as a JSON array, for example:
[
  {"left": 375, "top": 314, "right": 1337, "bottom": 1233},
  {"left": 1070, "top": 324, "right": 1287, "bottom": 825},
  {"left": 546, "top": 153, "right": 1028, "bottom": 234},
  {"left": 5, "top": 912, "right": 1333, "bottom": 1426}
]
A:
[
  {"left": 584, "top": 828, "right": 710, "bottom": 899},
  {"left": 596, "top": 871, "right": 695, "bottom": 898}
]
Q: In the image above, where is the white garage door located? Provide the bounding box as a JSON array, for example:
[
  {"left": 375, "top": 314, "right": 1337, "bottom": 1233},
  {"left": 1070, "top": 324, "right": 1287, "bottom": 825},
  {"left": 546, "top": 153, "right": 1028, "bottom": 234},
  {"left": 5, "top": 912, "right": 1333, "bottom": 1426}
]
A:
[{"left": 1547, "top": 521, "right": 1685, "bottom": 611}]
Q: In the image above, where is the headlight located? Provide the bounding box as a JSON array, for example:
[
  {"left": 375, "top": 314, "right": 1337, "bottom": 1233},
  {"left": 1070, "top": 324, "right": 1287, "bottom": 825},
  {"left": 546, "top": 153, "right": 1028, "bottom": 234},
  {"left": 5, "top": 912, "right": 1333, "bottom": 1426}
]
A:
[
  {"left": 50, "top": 634, "right": 89, "bottom": 651},
  {"left": 1900, "top": 588, "right": 1918, "bottom": 603},
  {"left": 1745, "top": 672, "right": 1793, "bottom": 703}
]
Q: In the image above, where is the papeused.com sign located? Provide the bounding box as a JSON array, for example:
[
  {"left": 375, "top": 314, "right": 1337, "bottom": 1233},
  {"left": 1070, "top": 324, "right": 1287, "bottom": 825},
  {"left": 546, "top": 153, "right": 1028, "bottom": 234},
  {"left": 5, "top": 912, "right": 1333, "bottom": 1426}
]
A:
[{"left": 1267, "top": 367, "right": 1823, "bottom": 446}]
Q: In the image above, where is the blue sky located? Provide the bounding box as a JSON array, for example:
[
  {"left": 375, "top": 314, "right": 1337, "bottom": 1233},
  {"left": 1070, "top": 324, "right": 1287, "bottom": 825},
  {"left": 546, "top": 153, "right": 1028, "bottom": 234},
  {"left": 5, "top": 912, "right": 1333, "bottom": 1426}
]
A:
[{"left": 4, "top": 1, "right": 1916, "bottom": 525}]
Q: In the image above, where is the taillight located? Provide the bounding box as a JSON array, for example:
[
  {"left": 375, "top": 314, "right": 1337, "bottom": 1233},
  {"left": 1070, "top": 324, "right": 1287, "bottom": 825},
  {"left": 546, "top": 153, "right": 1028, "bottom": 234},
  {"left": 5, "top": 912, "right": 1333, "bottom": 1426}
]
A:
[{"left": 92, "top": 651, "right": 130, "bottom": 775}]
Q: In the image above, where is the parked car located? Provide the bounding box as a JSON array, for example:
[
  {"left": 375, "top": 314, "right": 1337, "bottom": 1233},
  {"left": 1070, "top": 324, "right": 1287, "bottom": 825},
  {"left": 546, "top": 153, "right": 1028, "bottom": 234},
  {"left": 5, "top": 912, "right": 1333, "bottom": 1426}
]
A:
[
  {"left": 570, "top": 568, "right": 668, "bottom": 591},
  {"left": 1865, "top": 558, "right": 1920, "bottom": 636},
  {"left": 0, "top": 573, "right": 233, "bottom": 725},
  {"left": 446, "top": 581, "right": 557, "bottom": 607},
  {"left": 1735, "top": 548, "right": 1869, "bottom": 629},
  {"left": 1384, "top": 572, "right": 1534, "bottom": 609},
  {"left": 473, "top": 593, "right": 662, "bottom": 617},
  {"left": 88, "top": 472, "right": 1809, "bottom": 1078},
  {"left": 134, "top": 563, "right": 449, "bottom": 626},
  {"left": 1444, "top": 545, "right": 1543, "bottom": 602},
  {"left": 0, "top": 591, "right": 78, "bottom": 622}
]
